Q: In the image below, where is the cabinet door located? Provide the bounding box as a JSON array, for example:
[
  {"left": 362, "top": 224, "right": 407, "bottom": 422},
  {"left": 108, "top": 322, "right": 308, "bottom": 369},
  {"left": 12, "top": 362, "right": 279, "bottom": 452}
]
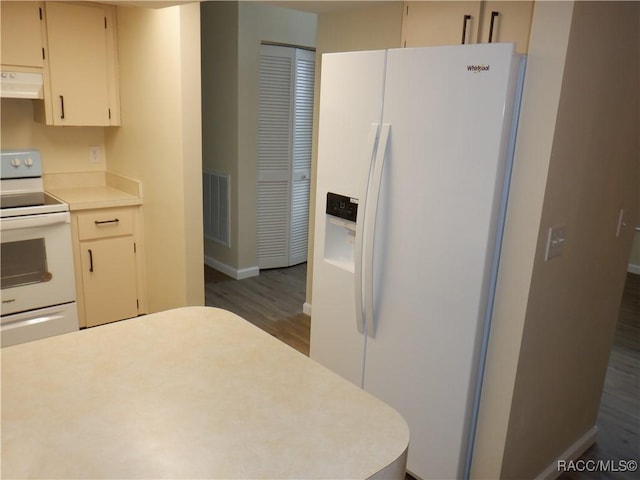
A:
[
  {"left": 80, "top": 236, "right": 138, "bottom": 328},
  {"left": 45, "top": 2, "right": 111, "bottom": 126},
  {"left": 478, "top": 1, "right": 534, "bottom": 54},
  {"left": 0, "top": 2, "right": 44, "bottom": 68},
  {"left": 402, "top": 1, "right": 482, "bottom": 48}
]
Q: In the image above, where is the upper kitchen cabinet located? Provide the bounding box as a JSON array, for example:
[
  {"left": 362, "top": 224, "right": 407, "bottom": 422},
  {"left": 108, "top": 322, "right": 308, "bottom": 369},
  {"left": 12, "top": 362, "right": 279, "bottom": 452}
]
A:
[
  {"left": 35, "top": 2, "right": 120, "bottom": 126},
  {"left": 402, "top": 2, "right": 482, "bottom": 48},
  {"left": 0, "top": 2, "right": 45, "bottom": 69},
  {"left": 477, "top": 1, "right": 534, "bottom": 53},
  {"left": 401, "top": 1, "right": 533, "bottom": 54}
]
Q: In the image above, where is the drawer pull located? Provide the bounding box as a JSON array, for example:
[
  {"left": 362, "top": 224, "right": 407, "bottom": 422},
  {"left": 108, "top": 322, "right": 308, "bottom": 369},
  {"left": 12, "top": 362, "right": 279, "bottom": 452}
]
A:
[{"left": 94, "top": 218, "right": 120, "bottom": 225}]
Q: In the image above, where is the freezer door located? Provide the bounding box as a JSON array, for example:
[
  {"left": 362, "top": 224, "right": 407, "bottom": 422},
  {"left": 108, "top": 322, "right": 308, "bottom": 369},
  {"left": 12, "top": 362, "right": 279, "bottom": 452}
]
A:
[
  {"left": 309, "top": 50, "right": 387, "bottom": 387},
  {"left": 362, "top": 44, "right": 521, "bottom": 479}
]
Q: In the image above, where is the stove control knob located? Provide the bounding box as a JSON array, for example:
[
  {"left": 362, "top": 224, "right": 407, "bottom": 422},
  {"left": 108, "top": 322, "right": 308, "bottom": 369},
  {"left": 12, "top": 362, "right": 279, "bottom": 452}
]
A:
[
  {"left": 24, "top": 157, "right": 33, "bottom": 167},
  {"left": 11, "top": 157, "right": 21, "bottom": 167}
]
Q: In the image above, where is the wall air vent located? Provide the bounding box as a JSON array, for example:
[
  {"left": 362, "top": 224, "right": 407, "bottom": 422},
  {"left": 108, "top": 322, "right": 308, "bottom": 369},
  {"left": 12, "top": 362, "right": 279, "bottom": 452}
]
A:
[{"left": 203, "top": 170, "right": 230, "bottom": 247}]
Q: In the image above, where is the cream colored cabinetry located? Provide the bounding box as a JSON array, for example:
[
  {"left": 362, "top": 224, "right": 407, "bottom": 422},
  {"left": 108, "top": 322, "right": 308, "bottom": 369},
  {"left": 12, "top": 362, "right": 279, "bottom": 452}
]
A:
[
  {"left": 402, "top": 1, "right": 533, "bottom": 54},
  {"left": 477, "top": 1, "right": 534, "bottom": 53},
  {"left": 402, "top": 2, "right": 482, "bottom": 49},
  {"left": 35, "top": 2, "right": 120, "bottom": 126},
  {"left": 0, "top": 2, "right": 45, "bottom": 69},
  {"left": 72, "top": 207, "right": 146, "bottom": 328}
]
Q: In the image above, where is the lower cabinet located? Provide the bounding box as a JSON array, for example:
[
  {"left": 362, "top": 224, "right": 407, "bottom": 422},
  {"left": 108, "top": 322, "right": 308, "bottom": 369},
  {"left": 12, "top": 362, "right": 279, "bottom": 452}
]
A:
[{"left": 71, "top": 206, "right": 146, "bottom": 328}]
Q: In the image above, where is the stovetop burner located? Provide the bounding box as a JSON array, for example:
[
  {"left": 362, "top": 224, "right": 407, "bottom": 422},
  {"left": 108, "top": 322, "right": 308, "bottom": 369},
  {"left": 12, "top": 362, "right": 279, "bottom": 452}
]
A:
[
  {"left": 1, "top": 191, "right": 66, "bottom": 208},
  {"left": 0, "top": 192, "right": 68, "bottom": 218},
  {"left": 1, "top": 150, "right": 69, "bottom": 218},
  {"left": 2, "top": 192, "right": 45, "bottom": 209}
]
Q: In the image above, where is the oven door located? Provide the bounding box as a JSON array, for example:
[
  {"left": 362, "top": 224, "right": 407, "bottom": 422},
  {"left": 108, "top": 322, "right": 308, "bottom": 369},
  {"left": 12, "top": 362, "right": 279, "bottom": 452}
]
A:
[{"left": 1, "top": 212, "right": 76, "bottom": 316}]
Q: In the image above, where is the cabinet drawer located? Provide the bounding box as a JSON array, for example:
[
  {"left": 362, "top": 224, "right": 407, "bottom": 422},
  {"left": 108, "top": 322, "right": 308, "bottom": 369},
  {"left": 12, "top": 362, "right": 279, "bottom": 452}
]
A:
[{"left": 77, "top": 208, "right": 134, "bottom": 240}]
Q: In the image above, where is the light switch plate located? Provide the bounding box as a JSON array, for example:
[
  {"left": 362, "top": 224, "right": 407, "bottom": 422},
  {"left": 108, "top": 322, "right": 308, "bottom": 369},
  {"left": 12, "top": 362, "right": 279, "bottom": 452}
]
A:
[{"left": 545, "top": 225, "right": 566, "bottom": 261}]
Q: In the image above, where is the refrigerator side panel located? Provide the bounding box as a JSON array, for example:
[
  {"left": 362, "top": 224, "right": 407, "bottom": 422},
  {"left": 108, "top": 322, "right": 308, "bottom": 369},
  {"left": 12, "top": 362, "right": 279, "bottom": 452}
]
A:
[
  {"left": 362, "top": 44, "right": 520, "bottom": 479},
  {"left": 309, "top": 50, "right": 386, "bottom": 386}
]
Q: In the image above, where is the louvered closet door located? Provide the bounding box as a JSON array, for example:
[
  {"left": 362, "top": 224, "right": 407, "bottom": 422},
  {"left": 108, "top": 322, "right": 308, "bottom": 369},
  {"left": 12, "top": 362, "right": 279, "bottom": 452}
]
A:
[
  {"left": 289, "top": 48, "right": 314, "bottom": 266},
  {"left": 258, "top": 45, "right": 315, "bottom": 269}
]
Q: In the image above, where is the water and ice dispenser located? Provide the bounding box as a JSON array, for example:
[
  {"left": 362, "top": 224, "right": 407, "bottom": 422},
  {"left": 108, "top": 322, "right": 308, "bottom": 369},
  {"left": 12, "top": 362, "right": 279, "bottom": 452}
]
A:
[{"left": 323, "top": 192, "right": 358, "bottom": 272}]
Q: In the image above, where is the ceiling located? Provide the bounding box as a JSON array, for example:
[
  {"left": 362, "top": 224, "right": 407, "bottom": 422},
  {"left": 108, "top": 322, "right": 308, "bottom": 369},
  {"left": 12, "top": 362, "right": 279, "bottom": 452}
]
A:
[
  {"left": 103, "top": 0, "right": 400, "bottom": 13},
  {"left": 264, "top": 1, "right": 396, "bottom": 14},
  {"left": 101, "top": 0, "right": 195, "bottom": 8}
]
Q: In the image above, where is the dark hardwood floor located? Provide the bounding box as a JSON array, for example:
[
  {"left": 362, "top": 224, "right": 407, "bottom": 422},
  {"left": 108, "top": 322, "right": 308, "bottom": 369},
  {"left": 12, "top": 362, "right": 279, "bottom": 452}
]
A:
[
  {"left": 204, "top": 265, "right": 639, "bottom": 478},
  {"left": 204, "top": 263, "right": 310, "bottom": 355}
]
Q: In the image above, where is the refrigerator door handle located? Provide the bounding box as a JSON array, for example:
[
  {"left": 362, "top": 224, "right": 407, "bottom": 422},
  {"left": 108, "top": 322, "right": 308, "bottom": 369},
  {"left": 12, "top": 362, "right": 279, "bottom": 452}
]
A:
[
  {"left": 355, "top": 123, "right": 381, "bottom": 334},
  {"left": 362, "top": 123, "right": 390, "bottom": 338}
]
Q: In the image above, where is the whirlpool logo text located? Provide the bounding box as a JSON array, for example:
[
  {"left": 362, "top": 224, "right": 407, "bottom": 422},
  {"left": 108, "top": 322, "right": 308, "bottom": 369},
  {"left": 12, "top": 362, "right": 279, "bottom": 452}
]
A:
[{"left": 467, "top": 64, "right": 490, "bottom": 73}]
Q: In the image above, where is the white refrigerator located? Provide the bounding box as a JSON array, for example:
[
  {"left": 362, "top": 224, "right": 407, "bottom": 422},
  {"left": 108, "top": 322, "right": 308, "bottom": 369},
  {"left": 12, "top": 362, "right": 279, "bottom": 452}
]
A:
[{"left": 310, "top": 44, "right": 525, "bottom": 479}]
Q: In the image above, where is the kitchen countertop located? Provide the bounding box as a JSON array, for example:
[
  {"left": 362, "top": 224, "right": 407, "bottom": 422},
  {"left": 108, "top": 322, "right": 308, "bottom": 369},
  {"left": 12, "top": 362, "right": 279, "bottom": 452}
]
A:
[
  {"left": 47, "top": 184, "right": 142, "bottom": 210},
  {"left": 44, "top": 171, "right": 142, "bottom": 210},
  {"left": 1, "top": 307, "right": 409, "bottom": 479}
]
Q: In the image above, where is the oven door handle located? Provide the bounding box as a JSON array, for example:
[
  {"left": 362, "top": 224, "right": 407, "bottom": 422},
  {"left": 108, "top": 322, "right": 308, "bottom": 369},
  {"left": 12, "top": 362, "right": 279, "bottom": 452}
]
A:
[
  {"left": 0, "top": 212, "right": 70, "bottom": 231},
  {"left": 1, "top": 312, "right": 63, "bottom": 330}
]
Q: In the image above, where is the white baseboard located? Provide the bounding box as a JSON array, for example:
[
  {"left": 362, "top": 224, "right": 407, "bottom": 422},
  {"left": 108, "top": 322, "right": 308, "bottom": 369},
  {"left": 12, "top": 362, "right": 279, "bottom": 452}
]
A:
[
  {"left": 535, "top": 426, "right": 598, "bottom": 480},
  {"left": 204, "top": 255, "right": 259, "bottom": 280},
  {"left": 628, "top": 263, "right": 640, "bottom": 275},
  {"left": 303, "top": 302, "right": 312, "bottom": 316}
]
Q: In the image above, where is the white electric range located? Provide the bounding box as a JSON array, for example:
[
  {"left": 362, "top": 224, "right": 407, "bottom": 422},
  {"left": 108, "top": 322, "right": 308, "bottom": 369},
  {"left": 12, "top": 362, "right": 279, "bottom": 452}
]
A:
[{"left": 1, "top": 150, "right": 78, "bottom": 347}]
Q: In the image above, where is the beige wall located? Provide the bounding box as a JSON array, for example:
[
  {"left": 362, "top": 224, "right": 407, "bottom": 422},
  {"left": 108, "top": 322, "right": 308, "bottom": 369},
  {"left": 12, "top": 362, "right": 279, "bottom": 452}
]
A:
[
  {"left": 501, "top": 3, "right": 639, "bottom": 476},
  {"left": 306, "top": 2, "right": 404, "bottom": 304},
  {"left": 474, "top": 2, "right": 640, "bottom": 478},
  {"left": 0, "top": 99, "right": 106, "bottom": 172},
  {"left": 201, "top": 1, "right": 239, "bottom": 269},
  {"left": 471, "top": 3, "right": 575, "bottom": 477},
  {"left": 632, "top": 232, "right": 640, "bottom": 271},
  {"left": 178, "top": 3, "right": 205, "bottom": 306},
  {"left": 105, "top": 3, "right": 204, "bottom": 312},
  {"left": 201, "top": 1, "right": 316, "bottom": 274},
  {"left": 631, "top": 189, "right": 640, "bottom": 271}
]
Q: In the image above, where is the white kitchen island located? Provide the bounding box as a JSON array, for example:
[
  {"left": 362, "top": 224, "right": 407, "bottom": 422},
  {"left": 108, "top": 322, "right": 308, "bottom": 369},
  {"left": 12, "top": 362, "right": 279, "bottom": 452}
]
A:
[{"left": 1, "top": 307, "right": 409, "bottom": 479}]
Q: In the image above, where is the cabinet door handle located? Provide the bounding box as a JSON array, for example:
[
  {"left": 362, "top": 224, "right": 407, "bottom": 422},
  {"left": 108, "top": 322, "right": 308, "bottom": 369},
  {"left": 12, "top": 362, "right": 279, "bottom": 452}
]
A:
[
  {"left": 489, "top": 11, "right": 500, "bottom": 43},
  {"left": 59, "top": 95, "right": 65, "bottom": 119},
  {"left": 94, "top": 218, "right": 119, "bottom": 225},
  {"left": 461, "top": 14, "right": 472, "bottom": 44},
  {"left": 88, "top": 249, "right": 94, "bottom": 272}
]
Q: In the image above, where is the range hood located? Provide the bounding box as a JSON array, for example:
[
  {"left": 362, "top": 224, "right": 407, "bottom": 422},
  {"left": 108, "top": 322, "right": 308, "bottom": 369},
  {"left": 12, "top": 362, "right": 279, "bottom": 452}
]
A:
[{"left": 1, "top": 71, "right": 44, "bottom": 99}]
